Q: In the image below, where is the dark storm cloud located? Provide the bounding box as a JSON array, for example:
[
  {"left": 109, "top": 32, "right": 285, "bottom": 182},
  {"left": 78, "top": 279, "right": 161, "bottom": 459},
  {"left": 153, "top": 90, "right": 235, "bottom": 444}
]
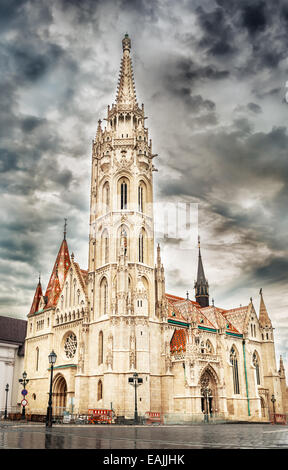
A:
[
  {"left": 9, "top": 42, "right": 64, "bottom": 83},
  {"left": 191, "top": 0, "right": 288, "bottom": 76},
  {"left": 252, "top": 256, "right": 288, "bottom": 284},
  {"left": 196, "top": 6, "right": 237, "bottom": 57},
  {"left": 247, "top": 102, "right": 262, "bottom": 114}
]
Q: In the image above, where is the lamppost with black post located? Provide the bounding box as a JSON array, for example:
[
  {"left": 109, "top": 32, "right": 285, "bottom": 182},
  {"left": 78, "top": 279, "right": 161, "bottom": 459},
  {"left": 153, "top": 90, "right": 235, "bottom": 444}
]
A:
[
  {"left": 271, "top": 394, "right": 276, "bottom": 424},
  {"left": 46, "top": 350, "right": 57, "bottom": 428},
  {"left": 128, "top": 372, "right": 143, "bottom": 424},
  {"left": 4, "top": 384, "right": 9, "bottom": 420},
  {"left": 18, "top": 371, "right": 29, "bottom": 419}
]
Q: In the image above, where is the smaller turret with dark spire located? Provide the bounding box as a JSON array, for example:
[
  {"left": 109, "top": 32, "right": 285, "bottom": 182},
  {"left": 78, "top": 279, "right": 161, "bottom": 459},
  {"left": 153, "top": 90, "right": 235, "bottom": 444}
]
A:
[{"left": 194, "top": 236, "right": 209, "bottom": 308}]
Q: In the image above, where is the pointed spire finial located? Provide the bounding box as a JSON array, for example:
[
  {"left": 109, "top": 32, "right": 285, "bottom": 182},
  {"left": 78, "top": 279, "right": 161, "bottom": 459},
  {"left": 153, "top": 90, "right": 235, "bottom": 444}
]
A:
[
  {"left": 195, "top": 235, "right": 209, "bottom": 307},
  {"left": 38, "top": 272, "right": 41, "bottom": 284},
  {"left": 260, "top": 287, "right": 262, "bottom": 296},
  {"left": 116, "top": 34, "right": 137, "bottom": 106},
  {"left": 64, "top": 218, "right": 67, "bottom": 240},
  {"left": 122, "top": 33, "right": 131, "bottom": 53},
  {"left": 186, "top": 291, "right": 189, "bottom": 300}
]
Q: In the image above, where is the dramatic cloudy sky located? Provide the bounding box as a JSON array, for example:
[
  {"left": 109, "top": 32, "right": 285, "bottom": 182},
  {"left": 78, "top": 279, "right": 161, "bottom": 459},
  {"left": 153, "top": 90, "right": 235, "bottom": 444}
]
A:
[{"left": 1, "top": 0, "right": 288, "bottom": 364}]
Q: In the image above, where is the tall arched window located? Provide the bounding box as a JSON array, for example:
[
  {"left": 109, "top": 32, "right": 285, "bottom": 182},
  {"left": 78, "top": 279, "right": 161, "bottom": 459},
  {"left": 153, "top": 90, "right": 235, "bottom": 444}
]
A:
[
  {"left": 103, "top": 182, "right": 110, "bottom": 213},
  {"left": 98, "top": 331, "right": 103, "bottom": 365},
  {"left": 230, "top": 347, "right": 240, "bottom": 394},
  {"left": 253, "top": 351, "right": 260, "bottom": 385},
  {"left": 100, "top": 278, "right": 108, "bottom": 315},
  {"left": 138, "top": 232, "right": 144, "bottom": 263},
  {"left": 102, "top": 230, "right": 109, "bottom": 264},
  {"left": 98, "top": 380, "right": 103, "bottom": 400},
  {"left": 105, "top": 235, "right": 109, "bottom": 263},
  {"left": 36, "top": 347, "right": 39, "bottom": 371},
  {"left": 138, "top": 184, "right": 144, "bottom": 212},
  {"left": 120, "top": 179, "right": 127, "bottom": 209}
]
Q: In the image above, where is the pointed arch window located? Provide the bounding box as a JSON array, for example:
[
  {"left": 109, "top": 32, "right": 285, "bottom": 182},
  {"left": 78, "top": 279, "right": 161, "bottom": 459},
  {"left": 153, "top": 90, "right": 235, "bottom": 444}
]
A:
[
  {"left": 98, "top": 331, "right": 103, "bottom": 365},
  {"left": 98, "top": 380, "right": 103, "bottom": 400},
  {"left": 230, "top": 347, "right": 240, "bottom": 394},
  {"left": 253, "top": 351, "right": 260, "bottom": 385},
  {"left": 102, "top": 230, "right": 109, "bottom": 264},
  {"left": 120, "top": 179, "right": 127, "bottom": 209},
  {"left": 100, "top": 278, "right": 108, "bottom": 315},
  {"left": 138, "top": 232, "right": 144, "bottom": 263},
  {"left": 138, "top": 184, "right": 144, "bottom": 212},
  {"left": 105, "top": 234, "right": 109, "bottom": 264},
  {"left": 103, "top": 182, "right": 110, "bottom": 213}
]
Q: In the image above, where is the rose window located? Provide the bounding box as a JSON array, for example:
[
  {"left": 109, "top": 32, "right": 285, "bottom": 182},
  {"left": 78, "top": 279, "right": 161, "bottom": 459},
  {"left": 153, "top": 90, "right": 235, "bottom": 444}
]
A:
[{"left": 64, "top": 333, "right": 77, "bottom": 359}]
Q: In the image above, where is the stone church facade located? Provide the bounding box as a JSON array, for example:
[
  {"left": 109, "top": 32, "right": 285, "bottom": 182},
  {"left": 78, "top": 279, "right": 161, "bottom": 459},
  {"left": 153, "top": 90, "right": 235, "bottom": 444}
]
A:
[{"left": 23, "top": 35, "right": 287, "bottom": 422}]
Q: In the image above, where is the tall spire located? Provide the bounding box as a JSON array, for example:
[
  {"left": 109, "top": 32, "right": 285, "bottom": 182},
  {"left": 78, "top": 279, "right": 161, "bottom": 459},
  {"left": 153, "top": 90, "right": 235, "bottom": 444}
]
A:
[
  {"left": 28, "top": 276, "right": 43, "bottom": 316},
  {"left": 194, "top": 236, "right": 209, "bottom": 307},
  {"left": 116, "top": 34, "right": 138, "bottom": 107},
  {"left": 259, "top": 288, "right": 272, "bottom": 328},
  {"left": 44, "top": 228, "right": 71, "bottom": 309}
]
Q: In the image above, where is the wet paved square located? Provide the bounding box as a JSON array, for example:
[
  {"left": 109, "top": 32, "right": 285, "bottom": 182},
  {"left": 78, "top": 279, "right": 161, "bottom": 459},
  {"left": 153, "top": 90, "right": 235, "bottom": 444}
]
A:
[{"left": 1, "top": 423, "right": 288, "bottom": 449}]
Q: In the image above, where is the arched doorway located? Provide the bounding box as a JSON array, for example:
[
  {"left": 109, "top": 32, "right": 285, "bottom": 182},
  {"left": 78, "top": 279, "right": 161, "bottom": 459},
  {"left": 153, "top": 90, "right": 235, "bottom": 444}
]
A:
[
  {"left": 199, "top": 367, "right": 218, "bottom": 418},
  {"left": 52, "top": 374, "right": 67, "bottom": 416}
]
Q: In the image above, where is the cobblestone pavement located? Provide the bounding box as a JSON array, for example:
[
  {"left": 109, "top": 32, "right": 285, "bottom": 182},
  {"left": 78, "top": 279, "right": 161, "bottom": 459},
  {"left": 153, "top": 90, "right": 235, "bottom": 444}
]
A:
[{"left": 1, "top": 423, "right": 288, "bottom": 449}]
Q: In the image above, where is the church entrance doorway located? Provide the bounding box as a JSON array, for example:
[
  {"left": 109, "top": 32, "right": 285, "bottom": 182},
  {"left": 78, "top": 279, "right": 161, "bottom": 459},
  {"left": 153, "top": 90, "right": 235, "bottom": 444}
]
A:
[
  {"left": 52, "top": 374, "right": 67, "bottom": 416},
  {"left": 200, "top": 368, "right": 218, "bottom": 420}
]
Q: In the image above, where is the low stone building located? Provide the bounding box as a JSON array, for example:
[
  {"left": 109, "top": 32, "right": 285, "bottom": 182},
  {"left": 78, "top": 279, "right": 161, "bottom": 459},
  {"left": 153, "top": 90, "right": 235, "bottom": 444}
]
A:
[{"left": 0, "top": 316, "right": 27, "bottom": 415}]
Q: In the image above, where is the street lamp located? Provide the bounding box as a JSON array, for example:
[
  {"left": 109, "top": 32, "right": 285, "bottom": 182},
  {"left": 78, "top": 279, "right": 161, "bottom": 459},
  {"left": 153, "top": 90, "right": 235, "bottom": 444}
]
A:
[
  {"left": 46, "top": 350, "right": 57, "bottom": 428},
  {"left": 18, "top": 371, "right": 29, "bottom": 419},
  {"left": 271, "top": 394, "right": 276, "bottom": 424},
  {"left": 4, "top": 384, "right": 9, "bottom": 420},
  {"left": 128, "top": 372, "right": 143, "bottom": 424}
]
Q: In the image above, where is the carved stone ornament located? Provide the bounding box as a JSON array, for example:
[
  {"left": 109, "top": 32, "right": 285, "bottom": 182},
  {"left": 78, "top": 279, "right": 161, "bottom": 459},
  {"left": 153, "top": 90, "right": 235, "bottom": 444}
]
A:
[{"left": 64, "top": 333, "right": 77, "bottom": 359}]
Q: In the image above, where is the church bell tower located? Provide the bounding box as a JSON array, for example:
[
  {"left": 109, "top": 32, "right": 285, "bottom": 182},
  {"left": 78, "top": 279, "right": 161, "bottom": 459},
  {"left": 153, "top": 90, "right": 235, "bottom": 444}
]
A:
[{"left": 86, "top": 34, "right": 161, "bottom": 417}]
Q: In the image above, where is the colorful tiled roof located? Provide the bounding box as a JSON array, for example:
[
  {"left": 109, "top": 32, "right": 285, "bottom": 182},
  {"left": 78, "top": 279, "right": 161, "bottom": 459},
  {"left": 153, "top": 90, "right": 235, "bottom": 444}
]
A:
[
  {"left": 170, "top": 329, "right": 187, "bottom": 354},
  {"left": 222, "top": 305, "right": 249, "bottom": 334},
  {"left": 166, "top": 293, "right": 241, "bottom": 335},
  {"left": 28, "top": 280, "right": 43, "bottom": 316},
  {"left": 44, "top": 238, "right": 71, "bottom": 309}
]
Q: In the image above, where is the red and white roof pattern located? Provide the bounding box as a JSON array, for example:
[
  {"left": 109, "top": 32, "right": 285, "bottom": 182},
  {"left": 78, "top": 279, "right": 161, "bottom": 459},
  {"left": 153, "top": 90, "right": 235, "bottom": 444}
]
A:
[
  {"left": 28, "top": 281, "right": 43, "bottom": 316},
  {"left": 44, "top": 238, "right": 71, "bottom": 309},
  {"left": 166, "top": 293, "right": 241, "bottom": 334}
]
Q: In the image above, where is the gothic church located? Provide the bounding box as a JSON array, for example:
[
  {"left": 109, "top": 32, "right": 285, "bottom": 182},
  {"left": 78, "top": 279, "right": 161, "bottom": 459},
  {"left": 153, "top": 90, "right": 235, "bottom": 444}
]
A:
[{"left": 24, "top": 35, "right": 288, "bottom": 422}]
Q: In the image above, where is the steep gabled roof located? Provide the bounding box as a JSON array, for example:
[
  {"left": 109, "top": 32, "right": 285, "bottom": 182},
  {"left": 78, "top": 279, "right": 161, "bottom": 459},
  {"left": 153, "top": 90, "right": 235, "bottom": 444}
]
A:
[
  {"left": 28, "top": 279, "right": 43, "bottom": 316},
  {"left": 44, "top": 238, "right": 71, "bottom": 309},
  {"left": 259, "top": 289, "right": 272, "bottom": 328},
  {"left": 222, "top": 305, "right": 250, "bottom": 334},
  {"left": 166, "top": 293, "right": 241, "bottom": 335}
]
